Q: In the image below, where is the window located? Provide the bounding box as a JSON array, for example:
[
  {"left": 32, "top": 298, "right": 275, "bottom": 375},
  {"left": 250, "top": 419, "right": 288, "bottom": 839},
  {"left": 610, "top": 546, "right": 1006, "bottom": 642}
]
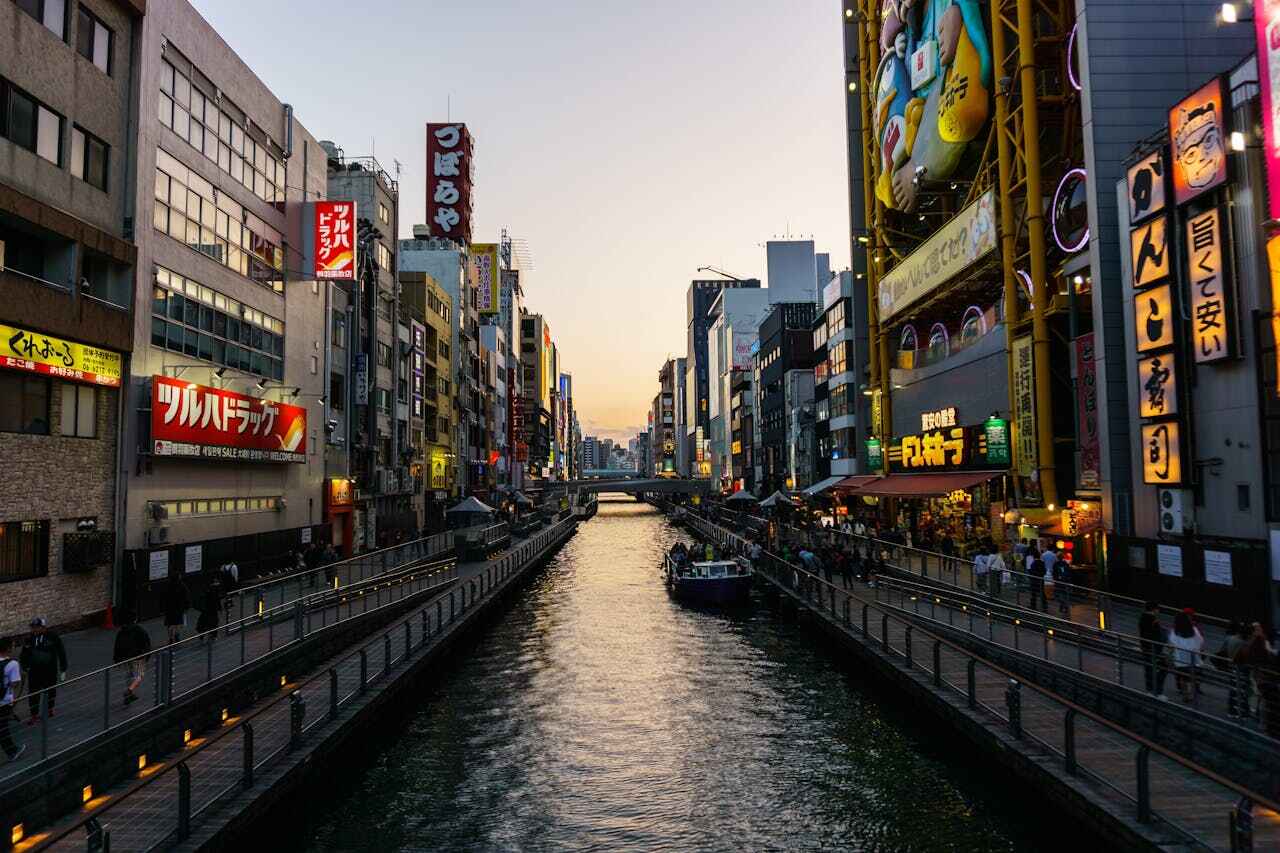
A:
[
  {"left": 0, "top": 520, "right": 49, "bottom": 582},
  {"left": 75, "top": 5, "right": 111, "bottom": 74},
  {"left": 3, "top": 80, "right": 64, "bottom": 166},
  {"left": 376, "top": 242, "right": 392, "bottom": 270},
  {"left": 70, "top": 125, "right": 108, "bottom": 191},
  {"left": 330, "top": 372, "right": 345, "bottom": 411},
  {"left": 377, "top": 342, "right": 392, "bottom": 367},
  {"left": 376, "top": 388, "right": 391, "bottom": 412},
  {"left": 159, "top": 496, "right": 279, "bottom": 518},
  {"left": 15, "top": 0, "right": 65, "bottom": 38},
  {"left": 378, "top": 202, "right": 390, "bottom": 226},
  {"left": 59, "top": 383, "right": 96, "bottom": 437},
  {"left": 0, "top": 374, "right": 50, "bottom": 434},
  {"left": 331, "top": 312, "right": 346, "bottom": 348}
]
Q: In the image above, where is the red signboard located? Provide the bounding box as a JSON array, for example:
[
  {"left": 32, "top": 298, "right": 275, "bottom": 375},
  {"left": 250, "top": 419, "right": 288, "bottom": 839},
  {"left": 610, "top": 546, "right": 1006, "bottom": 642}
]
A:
[
  {"left": 1258, "top": 1, "right": 1280, "bottom": 219},
  {"left": 151, "top": 375, "right": 307, "bottom": 463},
  {"left": 1075, "top": 334, "right": 1100, "bottom": 490},
  {"left": 314, "top": 201, "right": 356, "bottom": 279},
  {"left": 425, "top": 123, "right": 473, "bottom": 246}
]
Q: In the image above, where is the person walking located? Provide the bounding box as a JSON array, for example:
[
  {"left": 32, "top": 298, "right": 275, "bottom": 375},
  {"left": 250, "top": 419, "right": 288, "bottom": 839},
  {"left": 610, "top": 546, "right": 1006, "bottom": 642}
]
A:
[
  {"left": 1169, "top": 609, "right": 1205, "bottom": 703},
  {"left": 20, "top": 618, "right": 66, "bottom": 722},
  {"left": 1025, "top": 549, "right": 1048, "bottom": 612},
  {"left": 195, "top": 573, "right": 223, "bottom": 641},
  {"left": 1219, "top": 620, "right": 1252, "bottom": 718},
  {"left": 0, "top": 637, "right": 25, "bottom": 762},
  {"left": 1043, "top": 546, "right": 1070, "bottom": 615},
  {"left": 113, "top": 612, "right": 152, "bottom": 706},
  {"left": 1139, "top": 601, "right": 1170, "bottom": 698},
  {"left": 163, "top": 569, "right": 191, "bottom": 645},
  {"left": 973, "top": 544, "right": 989, "bottom": 593}
]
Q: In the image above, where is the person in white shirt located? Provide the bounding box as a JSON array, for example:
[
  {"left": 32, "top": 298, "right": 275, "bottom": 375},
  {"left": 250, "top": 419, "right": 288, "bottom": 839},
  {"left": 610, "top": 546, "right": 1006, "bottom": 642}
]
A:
[
  {"left": 1169, "top": 610, "right": 1205, "bottom": 702},
  {"left": 973, "top": 545, "right": 989, "bottom": 592},
  {"left": 0, "top": 636, "right": 25, "bottom": 761}
]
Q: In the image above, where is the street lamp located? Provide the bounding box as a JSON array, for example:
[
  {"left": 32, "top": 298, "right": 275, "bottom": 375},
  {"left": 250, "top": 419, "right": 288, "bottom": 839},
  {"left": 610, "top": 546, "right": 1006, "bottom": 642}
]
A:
[
  {"left": 696, "top": 266, "right": 746, "bottom": 282},
  {"left": 1219, "top": 2, "right": 1252, "bottom": 23}
]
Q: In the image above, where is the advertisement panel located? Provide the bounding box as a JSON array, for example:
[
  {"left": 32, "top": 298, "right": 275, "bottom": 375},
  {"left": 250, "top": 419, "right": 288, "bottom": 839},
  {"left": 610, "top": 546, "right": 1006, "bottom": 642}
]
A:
[
  {"left": 1141, "top": 420, "right": 1183, "bottom": 485},
  {"left": 886, "top": 422, "right": 1008, "bottom": 473},
  {"left": 1258, "top": 0, "right": 1280, "bottom": 220},
  {"left": 1011, "top": 335, "right": 1036, "bottom": 477},
  {"left": 1075, "top": 334, "right": 1100, "bottom": 490},
  {"left": 1169, "top": 77, "right": 1228, "bottom": 206},
  {"left": 425, "top": 123, "right": 474, "bottom": 245},
  {"left": 1129, "top": 216, "right": 1170, "bottom": 288},
  {"left": 1134, "top": 283, "right": 1175, "bottom": 352},
  {"left": 1126, "top": 148, "right": 1168, "bottom": 225},
  {"left": 314, "top": 201, "right": 356, "bottom": 280},
  {"left": 469, "top": 243, "right": 500, "bottom": 315},
  {"left": 731, "top": 333, "right": 755, "bottom": 371},
  {"left": 151, "top": 375, "right": 307, "bottom": 463},
  {"left": 1185, "top": 206, "right": 1235, "bottom": 363},
  {"left": 878, "top": 190, "right": 996, "bottom": 323},
  {"left": 1137, "top": 353, "right": 1178, "bottom": 418},
  {"left": 0, "top": 323, "right": 122, "bottom": 387}
]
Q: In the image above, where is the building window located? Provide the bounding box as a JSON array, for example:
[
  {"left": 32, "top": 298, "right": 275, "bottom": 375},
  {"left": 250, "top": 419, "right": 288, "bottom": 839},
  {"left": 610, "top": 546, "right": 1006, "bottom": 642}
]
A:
[
  {"left": 69, "top": 124, "right": 108, "bottom": 191},
  {"left": 330, "top": 372, "right": 345, "bottom": 411},
  {"left": 376, "top": 242, "right": 392, "bottom": 270},
  {"left": 59, "top": 383, "right": 96, "bottom": 437},
  {"left": 0, "top": 520, "right": 49, "bottom": 582},
  {"left": 376, "top": 388, "right": 391, "bottom": 413},
  {"left": 0, "top": 374, "right": 50, "bottom": 434},
  {"left": 14, "top": 0, "right": 65, "bottom": 39},
  {"left": 157, "top": 496, "right": 280, "bottom": 518},
  {"left": 2, "top": 80, "right": 64, "bottom": 165},
  {"left": 377, "top": 342, "right": 392, "bottom": 368},
  {"left": 331, "top": 312, "right": 346, "bottom": 348},
  {"left": 153, "top": 148, "right": 284, "bottom": 291},
  {"left": 150, "top": 265, "right": 285, "bottom": 380},
  {"left": 378, "top": 202, "right": 390, "bottom": 226},
  {"left": 75, "top": 5, "right": 111, "bottom": 74}
]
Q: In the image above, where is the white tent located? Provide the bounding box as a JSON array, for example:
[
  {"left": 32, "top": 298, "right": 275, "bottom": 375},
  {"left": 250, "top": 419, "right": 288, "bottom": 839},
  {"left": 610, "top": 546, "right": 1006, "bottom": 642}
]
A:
[
  {"left": 725, "top": 489, "right": 758, "bottom": 503},
  {"left": 446, "top": 496, "right": 496, "bottom": 515},
  {"left": 758, "top": 490, "right": 793, "bottom": 508}
]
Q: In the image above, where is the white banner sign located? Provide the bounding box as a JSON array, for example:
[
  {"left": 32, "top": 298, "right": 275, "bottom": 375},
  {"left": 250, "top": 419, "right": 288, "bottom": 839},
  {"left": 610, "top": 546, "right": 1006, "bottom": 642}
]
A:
[
  {"left": 149, "top": 549, "right": 170, "bottom": 581},
  {"left": 1203, "top": 549, "right": 1232, "bottom": 586},
  {"left": 184, "top": 545, "right": 202, "bottom": 574},
  {"left": 878, "top": 189, "right": 996, "bottom": 323},
  {"left": 1157, "top": 543, "right": 1183, "bottom": 577}
]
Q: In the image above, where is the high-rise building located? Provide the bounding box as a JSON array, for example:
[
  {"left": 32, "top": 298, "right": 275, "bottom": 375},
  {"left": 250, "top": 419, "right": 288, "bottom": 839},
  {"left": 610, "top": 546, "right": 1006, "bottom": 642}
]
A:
[{"left": 756, "top": 303, "right": 817, "bottom": 494}]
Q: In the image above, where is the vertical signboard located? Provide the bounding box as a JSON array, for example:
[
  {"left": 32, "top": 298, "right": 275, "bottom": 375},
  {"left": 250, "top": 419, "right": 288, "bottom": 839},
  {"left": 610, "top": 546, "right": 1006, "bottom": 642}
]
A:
[
  {"left": 1141, "top": 420, "right": 1183, "bottom": 485},
  {"left": 1257, "top": 0, "right": 1280, "bottom": 220},
  {"left": 1169, "top": 77, "right": 1228, "bottom": 206},
  {"left": 1134, "top": 284, "right": 1175, "bottom": 352},
  {"left": 469, "top": 243, "right": 500, "bottom": 315},
  {"left": 1137, "top": 353, "right": 1179, "bottom": 418},
  {"left": 1185, "top": 206, "right": 1235, "bottom": 363},
  {"left": 425, "top": 123, "right": 474, "bottom": 245},
  {"left": 1074, "top": 334, "right": 1100, "bottom": 490},
  {"left": 1012, "top": 335, "right": 1037, "bottom": 477},
  {"left": 314, "top": 201, "right": 356, "bottom": 280},
  {"left": 1126, "top": 148, "right": 1168, "bottom": 225}
]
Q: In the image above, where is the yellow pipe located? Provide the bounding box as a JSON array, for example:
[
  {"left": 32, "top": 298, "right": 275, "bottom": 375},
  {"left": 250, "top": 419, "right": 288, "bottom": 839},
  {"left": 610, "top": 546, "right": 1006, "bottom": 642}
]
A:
[
  {"left": 1016, "top": 0, "right": 1058, "bottom": 508},
  {"left": 991, "top": 1, "right": 1019, "bottom": 331}
]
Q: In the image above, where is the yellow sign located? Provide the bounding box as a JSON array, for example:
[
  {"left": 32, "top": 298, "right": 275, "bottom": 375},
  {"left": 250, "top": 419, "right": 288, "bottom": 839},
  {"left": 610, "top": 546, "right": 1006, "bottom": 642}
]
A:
[
  {"left": 900, "top": 428, "right": 966, "bottom": 469},
  {"left": 1141, "top": 421, "right": 1182, "bottom": 485},
  {"left": 1137, "top": 353, "right": 1178, "bottom": 418},
  {"left": 1134, "top": 283, "right": 1174, "bottom": 352},
  {"left": 1130, "top": 216, "right": 1170, "bottom": 288},
  {"left": 1268, "top": 235, "right": 1280, "bottom": 393},
  {"left": 0, "top": 323, "right": 122, "bottom": 387},
  {"left": 1186, "top": 207, "right": 1232, "bottom": 363}
]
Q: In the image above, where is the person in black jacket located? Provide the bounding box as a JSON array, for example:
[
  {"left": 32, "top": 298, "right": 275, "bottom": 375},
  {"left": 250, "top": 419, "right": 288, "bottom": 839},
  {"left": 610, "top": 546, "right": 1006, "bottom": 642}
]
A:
[
  {"left": 1139, "top": 601, "right": 1169, "bottom": 697},
  {"left": 113, "top": 611, "right": 152, "bottom": 706},
  {"left": 20, "top": 617, "right": 67, "bottom": 721},
  {"left": 163, "top": 570, "right": 191, "bottom": 645}
]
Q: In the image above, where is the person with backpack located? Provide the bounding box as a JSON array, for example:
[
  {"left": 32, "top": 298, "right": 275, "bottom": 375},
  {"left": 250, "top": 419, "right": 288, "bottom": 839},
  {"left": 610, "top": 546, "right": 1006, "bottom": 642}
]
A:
[
  {"left": 112, "top": 612, "right": 152, "bottom": 706},
  {"left": 20, "top": 617, "right": 67, "bottom": 721},
  {"left": 0, "top": 637, "right": 25, "bottom": 761},
  {"left": 1025, "top": 548, "right": 1048, "bottom": 612}
]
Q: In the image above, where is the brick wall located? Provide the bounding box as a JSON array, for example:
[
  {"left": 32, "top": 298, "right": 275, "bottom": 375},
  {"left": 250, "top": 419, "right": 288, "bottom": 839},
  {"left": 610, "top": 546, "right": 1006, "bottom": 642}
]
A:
[{"left": 0, "top": 381, "right": 118, "bottom": 637}]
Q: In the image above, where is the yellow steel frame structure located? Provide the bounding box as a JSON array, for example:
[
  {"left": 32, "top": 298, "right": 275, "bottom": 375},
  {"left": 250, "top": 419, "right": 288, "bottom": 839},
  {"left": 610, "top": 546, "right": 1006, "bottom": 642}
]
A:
[{"left": 854, "top": 0, "right": 1073, "bottom": 509}]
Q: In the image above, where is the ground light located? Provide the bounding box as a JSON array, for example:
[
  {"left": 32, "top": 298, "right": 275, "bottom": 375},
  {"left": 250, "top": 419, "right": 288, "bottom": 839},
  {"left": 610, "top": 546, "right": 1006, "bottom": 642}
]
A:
[
  {"left": 11, "top": 824, "right": 22, "bottom": 846},
  {"left": 137, "top": 754, "right": 147, "bottom": 771},
  {"left": 82, "top": 785, "right": 93, "bottom": 804},
  {"left": 184, "top": 729, "right": 193, "bottom": 745}
]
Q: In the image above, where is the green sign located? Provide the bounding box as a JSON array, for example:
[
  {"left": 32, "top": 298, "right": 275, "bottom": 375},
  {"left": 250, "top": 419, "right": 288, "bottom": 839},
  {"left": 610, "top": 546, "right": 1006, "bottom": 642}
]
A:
[
  {"left": 866, "top": 438, "right": 883, "bottom": 472},
  {"left": 984, "top": 417, "right": 1010, "bottom": 466}
]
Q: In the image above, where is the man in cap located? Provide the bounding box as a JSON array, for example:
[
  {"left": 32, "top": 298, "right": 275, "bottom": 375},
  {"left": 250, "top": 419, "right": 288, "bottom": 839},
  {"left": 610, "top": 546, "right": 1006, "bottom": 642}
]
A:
[{"left": 20, "top": 617, "right": 67, "bottom": 722}]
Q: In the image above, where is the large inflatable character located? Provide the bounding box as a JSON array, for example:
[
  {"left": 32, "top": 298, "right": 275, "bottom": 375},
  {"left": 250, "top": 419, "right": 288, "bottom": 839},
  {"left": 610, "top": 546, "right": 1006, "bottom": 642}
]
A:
[{"left": 873, "top": 0, "right": 992, "bottom": 212}]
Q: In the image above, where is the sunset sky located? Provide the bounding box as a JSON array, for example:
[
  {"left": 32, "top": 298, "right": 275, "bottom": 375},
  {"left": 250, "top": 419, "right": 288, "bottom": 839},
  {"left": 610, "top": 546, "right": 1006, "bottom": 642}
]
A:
[{"left": 193, "top": 0, "right": 851, "bottom": 442}]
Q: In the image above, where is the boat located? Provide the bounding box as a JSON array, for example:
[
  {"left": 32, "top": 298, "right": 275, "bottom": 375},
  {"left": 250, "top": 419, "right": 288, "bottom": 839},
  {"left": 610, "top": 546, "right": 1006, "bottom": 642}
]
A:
[
  {"left": 663, "top": 555, "right": 752, "bottom": 605},
  {"left": 667, "top": 505, "right": 688, "bottom": 527}
]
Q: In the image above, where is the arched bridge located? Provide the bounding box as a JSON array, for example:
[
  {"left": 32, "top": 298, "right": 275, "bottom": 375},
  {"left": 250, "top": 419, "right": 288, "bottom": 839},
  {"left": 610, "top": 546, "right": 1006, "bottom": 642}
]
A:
[{"left": 554, "top": 477, "right": 714, "bottom": 495}]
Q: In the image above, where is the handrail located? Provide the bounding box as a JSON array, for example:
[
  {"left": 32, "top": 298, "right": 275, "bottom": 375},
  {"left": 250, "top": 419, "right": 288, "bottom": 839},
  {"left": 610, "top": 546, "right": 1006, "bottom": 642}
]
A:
[{"left": 685, "top": 512, "right": 1280, "bottom": 834}]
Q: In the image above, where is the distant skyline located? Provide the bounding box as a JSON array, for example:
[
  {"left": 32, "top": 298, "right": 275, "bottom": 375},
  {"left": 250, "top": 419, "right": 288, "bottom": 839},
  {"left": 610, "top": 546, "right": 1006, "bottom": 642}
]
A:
[{"left": 192, "top": 0, "right": 850, "bottom": 442}]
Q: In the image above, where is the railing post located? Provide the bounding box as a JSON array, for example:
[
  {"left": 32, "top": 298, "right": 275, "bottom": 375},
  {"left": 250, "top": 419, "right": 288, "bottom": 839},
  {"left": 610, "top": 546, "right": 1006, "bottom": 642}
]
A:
[
  {"left": 405, "top": 622, "right": 412, "bottom": 659},
  {"left": 437, "top": 600, "right": 443, "bottom": 634},
  {"left": 968, "top": 659, "right": 977, "bottom": 708},
  {"left": 933, "top": 641, "right": 942, "bottom": 687},
  {"left": 289, "top": 690, "right": 305, "bottom": 750},
  {"left": 1116, "top": 636, "right": 1126, "bottom": 687},
  {"left": 383, "top": 634, "right": 392, "bottom": 677},
  {"left": 881, "top": 613, "right": 889, "bottom": 652},
  {"left": 39, "top": 691, "right": 49, "bottom": 759},
  {"left": 1006, "top": 679, "right": 1022, "bottom": 739},
  {"left": 359, "top": 650, "right": 368, "bottom": 694},
  {"left": 329, "top": 668, "right": 338, "bottom": 720},
  {"left": 904, "top": 627, "right": 913, "bottom": 669},
  {"left": 861, "top": 603, "right": 868, "bottom": 638},
  {"left": 450, "top": 591, "right": 455, "bottom": 621},
  {"left": 242, "top": 722, "right": 254, "bottom": 788},
  {"left": 177, "top": 762, "right": 191, "bottom": 840},
  {"left": 421, "top": 610, "right": 429, "bottom": 648},
  {"left": 1232, "top": 797, "right": 1254, "bottom": 852},
  {"left": 1064, "top": 709, "right": 1077, "bottom": 776},
  {"left": 1136, "top": 745, "right": 1151, "bottom": 823},
  {"left": 103, "top": 666, "right": 111, "bottom": 731}
]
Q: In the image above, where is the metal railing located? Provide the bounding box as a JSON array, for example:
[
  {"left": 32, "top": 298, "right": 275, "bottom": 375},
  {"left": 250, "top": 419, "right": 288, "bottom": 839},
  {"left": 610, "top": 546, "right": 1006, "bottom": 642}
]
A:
[
  {"left": 686, "top": 512, "right": 1278, "bottom": 852},
  {"left": 33, "top": 518, "right": 579, "bottom": 853},
  {"left": 1, "top": 553, "right": 459, "bottom": 789}
]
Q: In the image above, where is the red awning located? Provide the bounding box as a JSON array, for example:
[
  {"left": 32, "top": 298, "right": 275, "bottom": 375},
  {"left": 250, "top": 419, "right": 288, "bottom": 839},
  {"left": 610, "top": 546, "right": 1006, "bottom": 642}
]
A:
[
  {"left": 852, "top": 471, "right": 1003, "bottom": 497},
  {"left": 832, "top": 475, "right": 882, "bottom": 493}
]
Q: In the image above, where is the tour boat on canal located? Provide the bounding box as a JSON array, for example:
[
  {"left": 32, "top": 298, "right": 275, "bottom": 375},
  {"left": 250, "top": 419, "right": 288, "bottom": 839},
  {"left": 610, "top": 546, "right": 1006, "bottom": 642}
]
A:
[{"left": 662, "top": 555, "right": 752, "bottom": 604}]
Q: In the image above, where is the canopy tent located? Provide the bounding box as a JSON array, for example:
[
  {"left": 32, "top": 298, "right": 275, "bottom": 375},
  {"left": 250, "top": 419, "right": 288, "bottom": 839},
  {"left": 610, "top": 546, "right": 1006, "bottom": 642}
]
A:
[
  {"left": 446, "top": 496, "right": 496, "bottom": 515},
  {"left": 832, "top": 475, "right": 882, "bottom": 493},
  {"left": 848, "top": 471, "right": 1002, "bottom": 498},
  {"left": 801, "top": 475, "right": 845, "bottom": 498},
  {"left": 759, "top": 490, "right": 794, "bottom": 508},
  {"left": 510, "top": 491, "right": 534, "bottom": 507},
  {"left": 725, "top": 489, "right": 758, "bottom": 503}
]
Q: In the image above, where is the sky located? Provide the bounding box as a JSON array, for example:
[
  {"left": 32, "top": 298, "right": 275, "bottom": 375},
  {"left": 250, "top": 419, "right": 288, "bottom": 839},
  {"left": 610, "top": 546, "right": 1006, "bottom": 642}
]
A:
[{"left": 192, "top": 0, "right": 851, "bottom": 443}]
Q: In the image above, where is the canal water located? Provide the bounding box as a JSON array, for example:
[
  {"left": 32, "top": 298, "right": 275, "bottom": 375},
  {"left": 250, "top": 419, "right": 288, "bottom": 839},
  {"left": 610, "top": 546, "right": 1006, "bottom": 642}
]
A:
[{"left": 300, "top": 501, "right": 1047, "bottom": 852}]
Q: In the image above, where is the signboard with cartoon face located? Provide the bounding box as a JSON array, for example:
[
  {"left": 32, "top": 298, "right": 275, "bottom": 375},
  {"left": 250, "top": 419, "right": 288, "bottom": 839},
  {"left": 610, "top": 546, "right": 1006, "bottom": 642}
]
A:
[{"left": 1169, "top": 77, "right": 1228, "bottom": 206}]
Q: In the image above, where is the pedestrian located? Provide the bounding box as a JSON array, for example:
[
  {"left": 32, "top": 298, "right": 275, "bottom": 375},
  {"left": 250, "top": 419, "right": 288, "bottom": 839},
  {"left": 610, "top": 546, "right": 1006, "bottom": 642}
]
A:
[
  {"left": 112, "top": 611, "right": 152, "bottom": 707},
  {"left": 20, "top": 617, "right": 66, "bottom": 722},
  {"left": 839, "top": 551, "right": 853, "bottom": 589},
  {"left": 749, "top": 539, "right": 763, "bottom": 570},
  {"left": 1218, "top": 620, "right": 1251, "bottom": 718},
  {"left": 1025, "top": 548, "right": 1048, "bottom": 612},
  {"left": 973, "top": 543, "right": 989, "bottom": 593},
  {"left": 0, "top": 636, "right": 25, "bottom": 762},
  {"left": 1044, "top": 546, "right": 1070, "bottom": 615},
  {"left": 195, "top": 573, "right": 223, "bottom": 640},
  {"left": 1169, "top": 609, "right": 1204, "bottom": 703},
  {"left": 1237, "top": 624, "right": 1280, "bottom": 736},
  {"left": 163, "top": 569, "right": 191, "bottom": 645},
  {"left": 1139, "top": 601, "right": 1170, "bottom": 698}
]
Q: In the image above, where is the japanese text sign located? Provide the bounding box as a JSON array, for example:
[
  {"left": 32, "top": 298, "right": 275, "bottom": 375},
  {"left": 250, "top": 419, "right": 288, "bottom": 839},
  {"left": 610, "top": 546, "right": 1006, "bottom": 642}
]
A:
[
  {"left": 887, "top": 423, "right": 1004, "bottom": 473},
  {"left": 314, "top": 201, "right": 356, "bottom": 280},
  {"left": 1256, "top": 0, "right": 1280, "bottom": 220},
  {"left": 425, "top": 123, "right": 473, "bottom": 245},
  {"left": 1126, "top": 148, "right": 1168, "bottom": 224},
  {"left": 151, "top": 375, "right": 307, "bottom": 463},
  {"left": 1169, "top": 77, "right": 1228, "bottom": 206},
  {"left": 1012, "top": 335, "right": 1037, "bottom": 477},
  {"left": 1130, "top": 216, "right": 1170, "bottom": 288},
  {"left": 469, "top": 243, "right": 499, "bottom": 315},
  {"left": 1185, "top": 207, "right": 1234, "bottom": 363},
  {"left": 1141, "top": 420, "right": 1183, "bottom": 485},
  {"left": 1075, "top": 334, "right": 1100, "bottom": 489},
  {"left": 1137, "top": 353, "right": 1178, "bottom": 418},
  {"left": 0, "top": 323, "right": 121, "bottom": 387},
  {"left": 1134, "top": 284, "right": 1175, "bottom": 352}
]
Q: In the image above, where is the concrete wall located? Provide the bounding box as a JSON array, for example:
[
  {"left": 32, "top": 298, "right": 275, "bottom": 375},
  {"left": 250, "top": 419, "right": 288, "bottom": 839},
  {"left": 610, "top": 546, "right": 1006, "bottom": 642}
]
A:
[{"left": 765, "top": 240, "right": 818, "bottom": 304}]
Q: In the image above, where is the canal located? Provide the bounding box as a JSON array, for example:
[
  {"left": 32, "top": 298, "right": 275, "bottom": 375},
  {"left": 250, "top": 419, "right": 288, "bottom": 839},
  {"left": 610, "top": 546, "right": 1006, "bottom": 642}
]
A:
[{"left": 298, "top": 501, "right": 1047, "bottom": 851}]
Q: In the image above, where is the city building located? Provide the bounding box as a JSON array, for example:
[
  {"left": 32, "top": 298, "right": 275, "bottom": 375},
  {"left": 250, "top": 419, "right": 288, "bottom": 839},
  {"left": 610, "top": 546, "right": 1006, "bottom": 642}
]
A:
[
  {"left": 805, "top": 270, "right": 870, "bottom": 498},
  {"left": 706, "top": 287, "right": 769, "bottom": 491},
  {"left": 399, "top": 270, "right": 455, "bottom": 529},
  {"left": 122, "top": 0, "right": 331, "bottom": 616},
  {"left": 518, "top": 311, "right": 553, "bottom": 483},
  {"left": 653, "top": 359, "right": 679, "bottom": 475},
  {"left": 756, "top": 303, "right": 816, "bottom": 494},
  {"left": 480, "top": 323, "right": 508, "bottom": 493},
  {"left": 0, "top": 0, "right": 143, "bottom": 633}
]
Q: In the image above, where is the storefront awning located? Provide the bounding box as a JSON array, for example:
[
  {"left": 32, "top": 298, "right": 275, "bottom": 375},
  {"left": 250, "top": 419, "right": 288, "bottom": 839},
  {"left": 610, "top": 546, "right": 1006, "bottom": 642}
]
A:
[
  {"left": 852, "top": 471, "right": 1003, "bottom": 498},
  {"left": 833, "top": 475, "right": 882, "bottom": 493},
  {"left": 802, "top": 475, "right": 847, "bottom": 497}
]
